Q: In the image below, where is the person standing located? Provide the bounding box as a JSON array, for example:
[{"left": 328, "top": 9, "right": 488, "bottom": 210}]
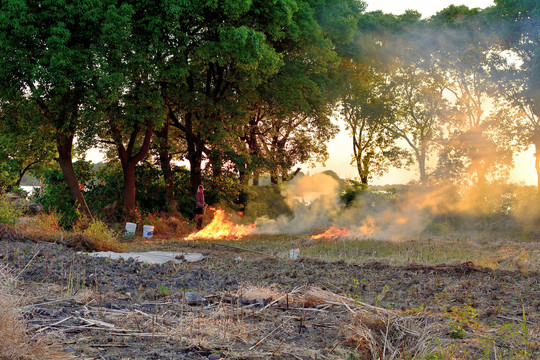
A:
[{"left": 195, "top": 185, "right": 207, "bottom": 230}]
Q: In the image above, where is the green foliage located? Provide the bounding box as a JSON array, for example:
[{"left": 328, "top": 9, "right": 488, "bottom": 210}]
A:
[
  {"left": 244, "top": 184, "right": 292, "bottom": 220},
  {"left": 0, "top": 99, "right": 57, "bottom": 192},
  {"left": 339, "top": 179, "right": 368, "bottom": 206},
  {"left": 37, "top": 161, "right": 94, "bottom": 229},
  {"left": 0, "top": 194, "right": 23, "bottom": 226},
  {"left": 82, "top": 219, "right": 122, "bottom": 252},
  {"left": 0, "top": 163, "right": 18, "bottom": 194}
]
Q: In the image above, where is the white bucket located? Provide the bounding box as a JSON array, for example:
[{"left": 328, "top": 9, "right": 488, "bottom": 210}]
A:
[
  {"left": 143, "top": 225, "right": 154, "bottom": 238},
  {"left": 125, "top": 222, "right": 137, "bottom": 235},
  {"left": 289, "top": 248, "right": 299, "bottom": 260}
]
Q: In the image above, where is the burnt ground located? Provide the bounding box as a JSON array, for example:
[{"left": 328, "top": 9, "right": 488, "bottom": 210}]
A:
[{"left": 1, "top": 238, "right": 539, "bottom": 359}]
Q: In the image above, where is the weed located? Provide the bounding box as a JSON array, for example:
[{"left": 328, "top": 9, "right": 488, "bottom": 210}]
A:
[
  {"left": 83, "top": 219, "right": 124, "bottom": 252},
  {"left": 0, "top": 194, "right": 24, "bottom": 226}
]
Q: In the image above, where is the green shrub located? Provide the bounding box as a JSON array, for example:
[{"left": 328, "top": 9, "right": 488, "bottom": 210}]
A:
[
  {"left": 36, "top": 160, "right": 94, "bottom": 229},
  {"left": 0, "top": 195, "right": 23, "bottom": 226},
  {"left": 82, "top": 219, "right": 123, "bottom": 252},
  {"left": 244, "top": 184, "right": 291, "bottom": 220},
  {"left": 339, "top": 179, "right": 367, "bottom": 206}
]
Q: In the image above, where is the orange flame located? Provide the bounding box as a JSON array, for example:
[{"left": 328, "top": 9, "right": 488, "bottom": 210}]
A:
[
  {"left": 311, "top": 226, "right": 350, "bottom": 240},
  {"left": 186, "top": 209, "right": 254, "bottom": 240}
]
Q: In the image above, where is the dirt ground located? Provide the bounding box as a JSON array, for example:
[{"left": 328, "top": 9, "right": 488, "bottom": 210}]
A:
[{"left": 1, "top": 237, "right": 539, "bottom": 359}]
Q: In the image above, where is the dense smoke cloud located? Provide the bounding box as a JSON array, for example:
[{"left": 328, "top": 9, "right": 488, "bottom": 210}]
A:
[{"left": 251, "top": 173, "right": 538, "bottom": 240}]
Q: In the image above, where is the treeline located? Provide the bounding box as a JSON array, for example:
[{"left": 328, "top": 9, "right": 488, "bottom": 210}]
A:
[{"left": 0, "top": 0, "right": 539, "bottom": 224}]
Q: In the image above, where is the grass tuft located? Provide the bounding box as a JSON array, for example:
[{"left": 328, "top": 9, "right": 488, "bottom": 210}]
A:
[{"left": 0, "top": 264, "right": 74, "bottom": 360}]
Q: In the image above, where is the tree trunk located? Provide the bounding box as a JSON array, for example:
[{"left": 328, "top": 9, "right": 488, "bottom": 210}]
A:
[
  {"left": 270, "top": 169, "right": 279, "bottom": 184},
  {"left": 56, "top": 132, "right": 88, "bottom": 216},
  {"left": 155, "top": 119, "right": 177, "bottom": 210},
  {"left": 187, "top": 137, "right": 203, "bottom": 196},
  {"left": 535, "top": 143, "right": 540, "bottom": 196},
  {"left": 239, "top": 165, "right": 249, "bottom": 185},
  {"left": 15, "top": 161, "right": 40, "bottom": 188},
  {"left": 113, "top": 122, "right": 153, "bottom": 216},
  {"left": 122, "top": 161, "right": 136, "bottom": 213},
  {"left": 357, "top": 152, "right": 372, "bottom": 185},
  {"left": 209, "top": 150, "right": 222, "bottom": 178},
  {"left": 418, "top": 150, "right": 427, "bottom": 185}
]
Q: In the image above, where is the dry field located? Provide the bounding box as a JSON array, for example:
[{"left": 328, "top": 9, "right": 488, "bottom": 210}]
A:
[{"left": 0, "top": 226, "right": 538, "bottom": 359}]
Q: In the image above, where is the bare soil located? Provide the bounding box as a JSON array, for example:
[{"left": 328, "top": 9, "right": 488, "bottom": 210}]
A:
[{"left": 1, "top": 237, "right": 538, "bottom": 359}]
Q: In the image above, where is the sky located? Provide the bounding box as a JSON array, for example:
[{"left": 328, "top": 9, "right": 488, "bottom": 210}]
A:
[{"left": 304, "top": 0, "right": 538, "bottom": 186}]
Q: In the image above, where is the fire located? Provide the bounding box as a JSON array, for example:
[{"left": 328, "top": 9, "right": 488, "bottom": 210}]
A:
[
  {"left": 311, "top": 226, "right": 350, "bottom": 240},
  {"left": 186, "top": 209, "right": 254, "bottom": 240}
]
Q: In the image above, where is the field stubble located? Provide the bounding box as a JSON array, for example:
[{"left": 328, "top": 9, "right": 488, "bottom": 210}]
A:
[{"left": 0, "top": 229, "right": 538, "bottom": 359}]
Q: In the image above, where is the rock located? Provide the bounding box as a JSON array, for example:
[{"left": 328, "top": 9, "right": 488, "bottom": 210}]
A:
[
  {"left": 26, "top": 202, "right": 43, "bottom": 215},
  {"left": 184, "top": 292, "right": 205, "bottom": 305}
]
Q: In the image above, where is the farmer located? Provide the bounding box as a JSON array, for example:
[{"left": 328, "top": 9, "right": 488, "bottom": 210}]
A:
[{"left": 195, "top": 185, "right": 207, "bottom": 230}]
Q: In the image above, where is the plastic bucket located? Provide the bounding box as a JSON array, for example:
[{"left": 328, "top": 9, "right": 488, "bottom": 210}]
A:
[
  {"left": 125, "top": 222, "right": 137, "bottom": 235},
  {"left": 143, "top": 225, "right": 154, "bottom": 238}
]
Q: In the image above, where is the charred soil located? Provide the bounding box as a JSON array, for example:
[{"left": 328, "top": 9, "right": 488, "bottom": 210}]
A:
[{"left": 1, "top": 237, "right": 538, "bottom": 359}]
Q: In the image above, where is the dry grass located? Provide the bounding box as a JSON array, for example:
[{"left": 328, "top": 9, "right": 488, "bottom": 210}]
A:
[
  {"left": 13, "top": 214, "right": 125, "bottom": 252},
  {"left": 0, "top": 265, "right": 73, "bottom": 360},
  {"left": 15, "top": 213, "right": 64, "bottom": 239},
  {"left": 144, "top": 211, "right": 192, "bottom": 238},
  {"left": 199, "top": 233, "right": 540, "bottom": 272},
  {"left": 343, "top": 311, "right": 446, "bottom": 359}
]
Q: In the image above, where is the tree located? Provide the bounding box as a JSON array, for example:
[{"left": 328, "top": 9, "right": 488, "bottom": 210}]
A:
[
  {"left": 337, "top": 10, "right": 422, "bottom": 184},
  {"left": 163, "top": 0, "right": 284, "bottom": 194},
  {"left": 429, "top": 5, "right": 513, "bottom": 186},
  {"left": 340, "top": 60, "right": 403, "bottom": 184},
  {"left": 233, "top": 0, "right": 363, "bottom": 185},
  {"left": 385, "top": 64, "right": 448, "bottom": 184},
  {"left": 492, "top": 0, "right": 540, "bottom": 193},
  {"left": 0, "top": 0, "right": 105, "bottom": 215},
  {"left": 0, "top": 99, "right": 57, "bottom": 190},
  {"left": 90, "top": 0, "right": 180, "bottom": 215}
]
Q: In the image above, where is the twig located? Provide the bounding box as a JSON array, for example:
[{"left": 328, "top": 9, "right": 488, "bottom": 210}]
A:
[
  {"left": 249, "top": 321, "right": 287, "bottom": 350},
  {"left": 78, "top": 317, "right": 115, "bottom": 328},
  {"left": 32, "top": 316, "right": 74, "bottom": 333},
  {"left": 271, "top": 339, "right": 285, "bottom": 356},
  {"left": 24, "top": 298, "right": 66, "bottom": 310},
  {"left": 496, "top": 315, "right": 522, "bottom": 322},
  {"left": 339, "top": 299, "right": 355, "bottom": 314},
  {"left": 15, "top": 247, "right": 42, "bottom": 280},
  {"left": 89, "top": 344, "right": 129, "bottom": 348},
  {"left": 259, "top": 286, "right": 303, "bottom": 313}
]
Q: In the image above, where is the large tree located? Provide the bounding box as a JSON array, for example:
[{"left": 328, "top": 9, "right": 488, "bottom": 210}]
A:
[
  {"left": 0, "top": 99, "right": 57, "bottom": 190},
  {"left": 429, "top": 5, "right": 513, "bottom": 186},
  {"left": 340, "top": 60, "right": 403, "bottom": 184},
  {"left": 385, "top": 64, "right": 448, "bottom": 184},
  {"left": 234, "top": 0, "right": 363, "bottom": 185},
  {"left": 337, "top": 10, "right": 421, "bottom": 184},
  {"left": 163, "top": 0, "right": 283, "bottom": 194},
  {"left": 492, "top": 0, "right": 540, "bottom": 193},
  {"left": 0, "top": 0, "right": 105, "bottom": 214},
  {"left": 91, "top": 1, "right": 172, "bottom": 215}
]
